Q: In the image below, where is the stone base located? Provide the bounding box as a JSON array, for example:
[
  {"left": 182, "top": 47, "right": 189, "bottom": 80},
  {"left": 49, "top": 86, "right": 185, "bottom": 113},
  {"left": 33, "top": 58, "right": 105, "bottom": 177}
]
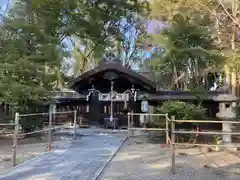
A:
[
  {"left": 211, "top": 146, "right": 221, "bottom": 152},
  {"left": 199, "top": 146, "right": 211, "bottom": 153},
  {"left": 226, "top": 147, "right": 238, "bottom": 152}
]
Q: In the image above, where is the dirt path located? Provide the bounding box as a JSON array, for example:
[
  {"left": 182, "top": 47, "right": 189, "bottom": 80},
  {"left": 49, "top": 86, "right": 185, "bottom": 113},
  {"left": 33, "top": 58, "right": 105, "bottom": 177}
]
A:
[
  {"left": 0, "top": 136, "right": 71, "bottom": 175},
  {"left": 99, "top": 137, "right": 240, "bottom": 180}
]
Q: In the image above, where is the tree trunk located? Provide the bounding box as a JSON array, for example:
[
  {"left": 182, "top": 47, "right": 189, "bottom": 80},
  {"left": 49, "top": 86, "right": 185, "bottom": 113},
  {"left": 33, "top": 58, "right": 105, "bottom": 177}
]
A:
[{"left": 173, "top": 65, "right": 179, "bottom": 89}]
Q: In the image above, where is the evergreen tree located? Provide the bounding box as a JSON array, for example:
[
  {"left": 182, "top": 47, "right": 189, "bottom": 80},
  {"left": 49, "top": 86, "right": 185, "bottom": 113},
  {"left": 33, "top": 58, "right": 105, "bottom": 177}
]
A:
[
  {"left": 150, "top": 13, "right": 224, "bottom": 90},
  {"left": 0, "top": 0, "right": 148, "bottom": 112}
]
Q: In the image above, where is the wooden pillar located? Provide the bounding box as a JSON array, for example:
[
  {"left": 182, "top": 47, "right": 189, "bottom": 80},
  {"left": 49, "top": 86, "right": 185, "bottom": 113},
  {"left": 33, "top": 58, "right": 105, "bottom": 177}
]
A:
[
  {"left": 48, "top": 110, "right": 52, "bottom": 152},
  {"left": 171, "top": 116, "right": 176, "bottom": 174},
  {"left": 12, "top": 112, "right": 19, "bottom": 166},
  {"left": 237, "top": 73, "right": 240, "bottom": 97},
  {"left": 73, "top": 110, "right": 77, "bottom": 140},
  {"left": 128, "top": 112, "right": 130, "bottom": 138},
  {"left": 225, "top": 65, "right": 231, "bottom": 89},
  {"left": 165, "top": 114, "right": 169, "bottom": 145},
  {"left": 232, "top": 71, "right": 237, "bottom": 96}
]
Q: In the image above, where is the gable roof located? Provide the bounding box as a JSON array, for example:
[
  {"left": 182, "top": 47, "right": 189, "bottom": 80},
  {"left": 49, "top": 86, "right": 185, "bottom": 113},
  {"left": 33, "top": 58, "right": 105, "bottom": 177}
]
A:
[{"left": 69, "top": 62, "right": 156, "bottom": 91}]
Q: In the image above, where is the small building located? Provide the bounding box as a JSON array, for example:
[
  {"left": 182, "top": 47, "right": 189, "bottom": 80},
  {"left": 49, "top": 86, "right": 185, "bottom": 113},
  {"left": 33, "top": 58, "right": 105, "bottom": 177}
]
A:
[{"left": 53, "top": 56, "right": 225, "bottom": 128}]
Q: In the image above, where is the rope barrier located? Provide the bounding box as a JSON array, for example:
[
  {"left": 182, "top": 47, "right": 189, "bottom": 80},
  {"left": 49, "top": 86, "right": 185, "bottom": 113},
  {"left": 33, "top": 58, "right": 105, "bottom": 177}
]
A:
[
  {"left": 19, "top": 112, "right": 48, "bottom": 117},
  {"left": 0, "top": 123, "right": 16, "bottom": 126},
  {"left": 128, "top": 127, "right": 166, "bottom": 131},
  {"left": 17, "top": 125, "right": 67, "bottom": 137},
  {"left": 0, "top": 132, "right": 15, "bottom": 136},
  {"left": 0, "top": 126, "right": 68, "bottom": 138},
  {"left": 0, "top": 133, "right": 14, "bottom": 136},
  {"left": 173, "top": 130, "right": 240, "bottom": 135},
  {"left": 18, "top": 110, "right": 76, "bottom": 117},
  {"left": 171, "top": 119, "right": 240, "bottom": 124},
  {"left": 173, "top": 142, "right": 240, "bottom": 148},
  {"left": 127, "top": 113, "right": 167, "bottom": 116}
]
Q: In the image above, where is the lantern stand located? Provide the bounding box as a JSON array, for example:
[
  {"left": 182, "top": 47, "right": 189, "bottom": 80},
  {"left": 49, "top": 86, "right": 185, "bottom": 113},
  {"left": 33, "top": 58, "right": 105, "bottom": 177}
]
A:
[
  {"left": 110, "top": 80, "right": 115, "bottom": 129},
  {"left": 141, "top": 95, "right": 149, "bottom": 128}
]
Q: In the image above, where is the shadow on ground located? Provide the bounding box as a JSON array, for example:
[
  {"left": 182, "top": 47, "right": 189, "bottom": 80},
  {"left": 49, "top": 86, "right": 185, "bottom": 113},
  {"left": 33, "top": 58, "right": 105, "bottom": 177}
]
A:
[{"left": 99, "top": 137, "right": 240, "bottom": 180}]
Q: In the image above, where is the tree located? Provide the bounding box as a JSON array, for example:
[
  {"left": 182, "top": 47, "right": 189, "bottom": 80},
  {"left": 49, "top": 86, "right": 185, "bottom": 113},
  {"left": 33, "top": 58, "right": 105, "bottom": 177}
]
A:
[
  {"left": 0, "top": 0, "right": 148, "bottom": 124},
  {"left": 70, "top": 37, "right": 104, "bottom": 77},
  {"left": 0, "top": 1, "right": 60, "bottom": 112},
  {"left": 148, "top": 2, "right": 224, "bottom": 90},
  {"left": 102, "top": 17, "right": 149, "bottom": 69},
  {"left": 152, "top": 0, "right": 240, "bottom": 96}
]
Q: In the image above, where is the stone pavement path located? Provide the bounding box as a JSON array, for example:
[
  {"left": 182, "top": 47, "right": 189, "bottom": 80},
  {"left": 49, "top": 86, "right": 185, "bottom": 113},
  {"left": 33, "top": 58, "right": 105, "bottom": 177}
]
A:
[
  {"left": 0, "top": 131, "right": 126, "bottom": 180},
  {"left": 98, "top": 137, "right": 240, "bottom": 180}
]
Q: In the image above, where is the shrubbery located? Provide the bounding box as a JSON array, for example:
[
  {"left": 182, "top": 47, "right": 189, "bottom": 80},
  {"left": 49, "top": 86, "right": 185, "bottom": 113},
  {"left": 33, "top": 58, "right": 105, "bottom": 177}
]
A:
[
  {"left": 150, "top": 101, "right": 206, "bottom": 128},
  {"left": 20, "top": 116, "right": 45, "bottom": 133},
  {"left": 156, "top": 101, "right": 206, "bottom": 120}
]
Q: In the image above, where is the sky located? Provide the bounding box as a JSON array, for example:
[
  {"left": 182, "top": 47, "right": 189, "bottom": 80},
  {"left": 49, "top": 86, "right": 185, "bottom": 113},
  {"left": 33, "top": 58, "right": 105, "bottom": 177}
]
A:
[{"left": 0, "top": 0, "right": 10, "bottom": 13}]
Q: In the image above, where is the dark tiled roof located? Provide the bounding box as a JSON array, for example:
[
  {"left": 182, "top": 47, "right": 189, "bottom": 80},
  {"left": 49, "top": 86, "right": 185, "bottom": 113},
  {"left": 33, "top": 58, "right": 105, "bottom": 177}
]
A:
[{"left": 68, "top": 63, "right": 156, "bottom": 91}]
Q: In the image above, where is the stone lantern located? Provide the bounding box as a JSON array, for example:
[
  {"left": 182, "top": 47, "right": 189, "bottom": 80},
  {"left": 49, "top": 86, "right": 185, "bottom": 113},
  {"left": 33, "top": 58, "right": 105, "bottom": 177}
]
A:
[{"left": 213, "top": 93, "right": 238, "bottom": 151}]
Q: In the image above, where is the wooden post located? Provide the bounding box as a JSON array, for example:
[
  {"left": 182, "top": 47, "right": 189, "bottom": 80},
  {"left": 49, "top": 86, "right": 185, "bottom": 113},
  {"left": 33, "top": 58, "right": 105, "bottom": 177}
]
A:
[
  {"left": 80, "top": 116, "right": 82, "bottom": 127},
  {"left": 128, "top": 112, "right": 130, "bottom": 138},
  {"left": 171, "top": 116, "right": 176, "bottom": 174},
  {"left": 130, "top": 110, "right": 134, "bottom": 126},
  {"left": 131, "top": 110, "right": 134, "bottom": 137},
  {"left": 225, "top": 66, "right": 231, "bottom": 90},
  {"left": 48, "top": 111, "right": 52, "bottom": 152},
  {"left": 12, "top": 112, "right": 19, "bottom": 166},
  {"left": 165, "top": 114, "right": 169, "bottom": 145},
  {"left": 73, "top": 110, "right": 77, "bottom": 140},
  {"left": 232, "top": 71, "right": 236, "bottom": 97}
]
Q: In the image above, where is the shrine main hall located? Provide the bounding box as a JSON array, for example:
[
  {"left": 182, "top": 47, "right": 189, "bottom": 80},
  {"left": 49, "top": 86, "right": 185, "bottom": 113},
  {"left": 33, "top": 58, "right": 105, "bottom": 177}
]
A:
[{"left": 53, "top": 56, "right": 224, "bottom": 128}]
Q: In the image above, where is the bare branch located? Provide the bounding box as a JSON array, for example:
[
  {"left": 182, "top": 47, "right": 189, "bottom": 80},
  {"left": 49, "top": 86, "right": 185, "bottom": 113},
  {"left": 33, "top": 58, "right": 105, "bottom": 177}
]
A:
[{"left": 218, "top": 0, "right": 238, "bottom": 25}]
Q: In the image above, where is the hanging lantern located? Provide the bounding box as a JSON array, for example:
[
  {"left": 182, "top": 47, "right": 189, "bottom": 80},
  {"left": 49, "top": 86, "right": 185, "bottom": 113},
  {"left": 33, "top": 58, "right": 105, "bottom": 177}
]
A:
[
  {"left": 49, "top": 104, "right": 56, "bottom": 114},
  {"left": 141, "top": 100, "right": 149, "bottom": 113}
]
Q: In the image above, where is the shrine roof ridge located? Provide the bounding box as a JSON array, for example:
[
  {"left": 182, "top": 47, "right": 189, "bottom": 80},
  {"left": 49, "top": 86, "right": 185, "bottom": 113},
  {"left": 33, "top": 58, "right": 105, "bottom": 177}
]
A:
[{"left": 68, "top": 62, "right": 156, "bottom": 91}]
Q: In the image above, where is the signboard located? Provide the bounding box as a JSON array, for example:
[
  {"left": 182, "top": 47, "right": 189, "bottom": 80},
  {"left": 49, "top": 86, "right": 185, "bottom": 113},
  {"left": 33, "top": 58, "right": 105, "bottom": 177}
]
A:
[
  {"left": 141, "top": 100, "right": 148, "bottom": 112},
  {"left": 98, "top": 93, "right": 129, "bottom": 101},
  {"left": 49, "top": 104, "right": 56, "bottom": 114}
]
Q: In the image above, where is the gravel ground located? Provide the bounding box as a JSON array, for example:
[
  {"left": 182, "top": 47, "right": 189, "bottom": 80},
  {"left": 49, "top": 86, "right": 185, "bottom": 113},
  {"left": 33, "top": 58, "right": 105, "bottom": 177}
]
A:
[
  {"left": 0, "top": 128, "right": 79, "bottom": 175},
  {"left": 0, "top": 128, "right": 126, "bottom": 180},
  {"left": 0, "top": 137, "right": 72, "bottom": 175},
  {"left": 0, "top": 127, "right": 127, "bottom": 176},
  {"left": 98, "top": 137, "right": 240, "bottom": 180}
]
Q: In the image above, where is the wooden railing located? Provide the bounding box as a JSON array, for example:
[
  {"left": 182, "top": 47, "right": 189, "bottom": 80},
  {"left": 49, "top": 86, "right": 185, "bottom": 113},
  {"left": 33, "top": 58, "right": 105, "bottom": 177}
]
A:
[
  {"left": 127, "top": 114, "right": 240, "bottom": 175},
  {"left": 170, "top": 117, "right": 240, "bottom": 174}
]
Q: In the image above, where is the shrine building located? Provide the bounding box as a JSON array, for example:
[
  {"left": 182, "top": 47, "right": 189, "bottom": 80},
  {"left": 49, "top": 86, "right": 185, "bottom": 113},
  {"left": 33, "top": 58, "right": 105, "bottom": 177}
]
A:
[{"left": 53, "top": 56, "right": 224, "bottom": 128}]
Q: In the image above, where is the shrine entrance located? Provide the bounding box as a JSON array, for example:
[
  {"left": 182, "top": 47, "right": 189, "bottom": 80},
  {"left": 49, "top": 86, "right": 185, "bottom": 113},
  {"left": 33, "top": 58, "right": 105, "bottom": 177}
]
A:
[
  {"left": 69, "top": 54, "right": 156, "bottom": 128},
  {"left": 86, "top": 83, "right": 137, "bottom": 128}
]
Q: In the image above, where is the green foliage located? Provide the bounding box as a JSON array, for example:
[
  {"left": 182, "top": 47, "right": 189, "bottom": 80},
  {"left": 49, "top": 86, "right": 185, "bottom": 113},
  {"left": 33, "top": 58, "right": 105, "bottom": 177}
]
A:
[
  {"left": 148, "top": 0, "right": 225, "bottom": 90},
  {"left": 155, "top": 101, "right": 206, "bottom": 120},
  {"left": 234, "top": 105, "right": 240, "bottom": 120},
  {"left": 213, "top": 135, "right": 221, "bottom": 143},
  {"left": 150, "top": 13, "right": 224, "bottom": 90},
  {"left": 0, "top": 0, "right": 147, "bottom": 115},
  {"left": 20, "top": 116, "right": 45, "bottom": 133},
  {"left": 188, "top": 87, "right": 208, "bottom": 105}
]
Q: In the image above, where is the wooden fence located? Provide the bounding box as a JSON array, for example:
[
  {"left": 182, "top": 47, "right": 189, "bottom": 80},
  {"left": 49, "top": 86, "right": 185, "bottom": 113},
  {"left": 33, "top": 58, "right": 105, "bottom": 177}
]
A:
[
  {"left": 1, "top": 110, "right": 77, "bottom": 167},
  {"left": 127, "top": 113, "right": 170, "bottom": 144},
  {"left": 127, "top": 113, "right": 240, "bottom": 175}
]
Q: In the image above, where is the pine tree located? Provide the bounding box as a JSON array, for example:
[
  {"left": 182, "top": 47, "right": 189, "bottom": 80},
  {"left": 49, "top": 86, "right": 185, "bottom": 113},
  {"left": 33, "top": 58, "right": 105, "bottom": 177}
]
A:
[
  {"left": 150, "top": 13, "right": 224, "bottom": 90},
  {"left": 0, "top": 0, "right": 148, "bottom": 112}
]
